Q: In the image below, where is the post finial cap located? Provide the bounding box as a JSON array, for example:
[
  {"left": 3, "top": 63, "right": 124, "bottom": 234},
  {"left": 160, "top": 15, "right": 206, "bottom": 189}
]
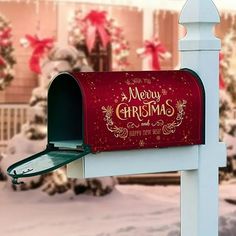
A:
[{"left": 179, "top": 0, "right": 220, "bottom": 24}]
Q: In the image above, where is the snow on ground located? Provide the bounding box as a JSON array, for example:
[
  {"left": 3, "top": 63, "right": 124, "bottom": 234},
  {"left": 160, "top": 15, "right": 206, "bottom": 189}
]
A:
[{"left": 0, "top": 183, "right": 236, "bottom": 236}]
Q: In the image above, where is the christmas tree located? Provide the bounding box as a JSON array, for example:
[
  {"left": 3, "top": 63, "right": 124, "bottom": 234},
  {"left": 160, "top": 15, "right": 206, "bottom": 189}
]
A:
[
  {"left": 0, "top": 14, "right": 16, "bottom": 90},
  {"left": 0, "top": 14, "right": 15, "bottom": 180}
]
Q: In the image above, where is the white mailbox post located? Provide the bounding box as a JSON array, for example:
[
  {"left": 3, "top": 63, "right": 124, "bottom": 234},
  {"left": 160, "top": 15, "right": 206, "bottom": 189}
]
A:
[{"left": 180, "top": 0, "right": 226, "bottom": 235}]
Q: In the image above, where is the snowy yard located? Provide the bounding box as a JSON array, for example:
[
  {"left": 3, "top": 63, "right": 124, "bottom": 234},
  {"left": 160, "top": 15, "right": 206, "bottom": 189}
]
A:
[{"left": 1, "top": 182, "right": 236, "bottom": 236}]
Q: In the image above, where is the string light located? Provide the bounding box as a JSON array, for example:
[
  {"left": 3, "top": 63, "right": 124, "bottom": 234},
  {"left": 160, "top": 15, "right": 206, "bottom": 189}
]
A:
[{"left": 1, "top": 0, "right": 236, "bottom": 13}]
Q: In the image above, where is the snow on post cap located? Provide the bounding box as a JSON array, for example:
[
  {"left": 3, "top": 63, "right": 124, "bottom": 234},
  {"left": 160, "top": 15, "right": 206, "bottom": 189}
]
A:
[
  {"left": 179, "top": 0, "right": 221, "bottom": 51},
  {"left": 179, "top": 0, "right": 220, "bottom": 24}
]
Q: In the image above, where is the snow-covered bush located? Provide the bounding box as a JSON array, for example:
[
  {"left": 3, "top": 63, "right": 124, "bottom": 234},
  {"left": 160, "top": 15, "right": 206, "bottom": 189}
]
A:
[{"left": 1, "top": 45, "right": 116, "bottom": 196}]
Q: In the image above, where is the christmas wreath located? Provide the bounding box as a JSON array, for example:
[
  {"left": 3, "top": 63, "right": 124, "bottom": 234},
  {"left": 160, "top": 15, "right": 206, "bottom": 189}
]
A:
[
  {"left": 68, "top": 9, "right": 130, "bottom": 71},
  {"left": 0, "top": 14, "right": 16, "bottom": 90}
]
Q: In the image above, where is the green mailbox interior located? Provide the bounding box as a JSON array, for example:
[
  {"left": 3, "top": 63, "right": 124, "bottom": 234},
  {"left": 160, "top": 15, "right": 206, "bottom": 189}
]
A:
[{"left": 48, "top": 73, "right": 83, "bottom": 145}]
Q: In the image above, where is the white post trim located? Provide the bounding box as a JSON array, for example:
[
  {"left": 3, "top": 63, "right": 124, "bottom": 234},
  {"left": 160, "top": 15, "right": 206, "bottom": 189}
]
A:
[{"left": 179, "top": 0, "right": 226, "bottom": 235}]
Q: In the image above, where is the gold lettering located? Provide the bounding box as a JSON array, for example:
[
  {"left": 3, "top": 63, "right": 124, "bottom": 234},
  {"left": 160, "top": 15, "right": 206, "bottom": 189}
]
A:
[
  {"left": 128, "top": 87, "right": 161, "bottom": 102},
  {"left": 149, "top": 101, "right": 160, "bottom": 115},
  {"left": 132, "top": 106, "right": 142, "bottom": 122},
  {"left": 165, "top": 99, "right": 175, "bottom": 117},
  {"left": 123, "top": 106, "right": 132, "bottom": 119},
  {"left": 160, "top": 104, "right": 166, "bottom": 115},
  {"left": 129, "top": 130, "right": 142, "bottom": 137},
  {"left": 116, "top": 103, "right": 128, "bottom": 120},
  {"left": 143, "top": 129, "right": 151, "bottom": 135},
  {"left": 128, "top": 87, "right": 140, "bottom": 102},
  {"left": 116, "top": 96, "right": 176, "bottom": 121},
  {"left": 141, "top": 104, "right": 149, "bottom": 117}
]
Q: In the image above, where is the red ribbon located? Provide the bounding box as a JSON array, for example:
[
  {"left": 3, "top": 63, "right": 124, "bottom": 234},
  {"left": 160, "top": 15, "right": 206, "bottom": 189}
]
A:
[
  {"left": 219, "top": 52, "right": 225, "bottom": 90},
  {"left": 83, "top": 10, "right": 110, "bottom": 52},
  {"left": 25, "top": 34, "right": 54, "bottom": 74},
  {"left": 142, "top": 39, "right": 168, "bottom": 70},
  {"left": 0, "top": 27, "right": 11, "bottom": 46},
  {"left": 0, "top": 56, "right": 5, "bottom": 66}
]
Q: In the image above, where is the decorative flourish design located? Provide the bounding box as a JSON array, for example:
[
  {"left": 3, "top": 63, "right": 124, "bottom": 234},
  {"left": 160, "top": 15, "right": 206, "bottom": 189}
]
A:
[
  {"left": 127, "top": 122, "right": 140, "bottom": 129},
  {"left": 151, "top": 120, "right": 164, "bottom": 127},
  {"left": 102, "top": 106, "right": 128, "bottom": 139},
  {"left": 162, "top": 100, "right": 187, "bottom": 135}
]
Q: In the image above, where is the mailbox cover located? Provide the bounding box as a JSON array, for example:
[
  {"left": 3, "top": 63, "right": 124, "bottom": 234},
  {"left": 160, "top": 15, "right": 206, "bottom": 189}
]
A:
[{"left": 7, "top": 70, "right": 205, "bottom": 181}]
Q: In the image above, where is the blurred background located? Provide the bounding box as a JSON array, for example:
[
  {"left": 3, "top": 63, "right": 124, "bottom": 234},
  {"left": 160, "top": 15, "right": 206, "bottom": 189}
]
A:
[{"left": 0, "top": 0, "right": 236, "bottom": 236}]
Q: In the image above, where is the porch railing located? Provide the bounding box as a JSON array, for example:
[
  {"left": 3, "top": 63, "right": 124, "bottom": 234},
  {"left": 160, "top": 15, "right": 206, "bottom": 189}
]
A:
[{"left": 0, "top": 104, "right": 29, "bottom": 152}]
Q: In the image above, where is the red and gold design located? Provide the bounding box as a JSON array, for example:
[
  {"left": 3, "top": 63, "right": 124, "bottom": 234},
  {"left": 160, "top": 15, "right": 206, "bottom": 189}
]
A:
[
  {"left": 70, "top": 70, "right": 205, "bottom": 152},
  {"left": 5, "top": 70, "right": 205, "bottom": 181}
]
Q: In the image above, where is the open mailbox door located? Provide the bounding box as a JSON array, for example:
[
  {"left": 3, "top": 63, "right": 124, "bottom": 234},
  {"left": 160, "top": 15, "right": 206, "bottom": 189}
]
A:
[
  {"left": 7, "top": 70, "right": 205, "bottom": 183},
  {"left": 7, "top": 75, "right": 92, "bottom": 183}
]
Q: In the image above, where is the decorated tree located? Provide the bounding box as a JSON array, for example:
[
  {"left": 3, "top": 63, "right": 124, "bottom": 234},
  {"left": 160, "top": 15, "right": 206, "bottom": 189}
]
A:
[
  {"left": 1, "top": 36, "right": 116, "bottom": 195},
  {"left": 0, "top": 14, "right": 16, "bottom": 90},
  {"left": 219, "top": 24, "right": 236, "bottom": 180},
  {"left": 0, "top": 14, "right": 16, "bottom": 180}
]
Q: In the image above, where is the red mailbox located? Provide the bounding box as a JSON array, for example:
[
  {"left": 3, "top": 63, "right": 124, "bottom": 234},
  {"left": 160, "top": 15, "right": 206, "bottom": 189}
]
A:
[{"left": 7, "top": 70, "right": 205, "bottom": 182}]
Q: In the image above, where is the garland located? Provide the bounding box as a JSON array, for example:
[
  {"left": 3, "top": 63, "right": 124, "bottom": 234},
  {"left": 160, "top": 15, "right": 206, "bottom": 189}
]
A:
[
  {"left": 0, "top": 14, "right": 16, "bottom": 90},
  {"left": 68, "top": 9, "right": 130, "bottom": 71}
]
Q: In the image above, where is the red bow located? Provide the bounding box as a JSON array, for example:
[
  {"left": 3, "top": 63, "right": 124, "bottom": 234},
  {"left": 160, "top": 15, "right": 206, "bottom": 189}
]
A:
[
  {"left": 219, "top": 52, "right": 225, "bottom": 90},
  {"left": 140, "top": 39, "right": 168, "bottom": 70},
  {"left": 83, "top": 10, "right": 110, "bottom": 52},
  {"left": 25, "top": 34, "right": 54, "bottom": 74},
  {"left": 0, "top": 27, "right": 11, "bottom": 46},
  {"left": 0, "top": 56, "right": 5, "bottom": 66}
]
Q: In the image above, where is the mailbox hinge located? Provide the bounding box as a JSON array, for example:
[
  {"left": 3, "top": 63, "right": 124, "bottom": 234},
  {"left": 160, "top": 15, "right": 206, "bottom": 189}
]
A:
[{"left": 47, "top": 142, "right": 89, "bottom": 153}]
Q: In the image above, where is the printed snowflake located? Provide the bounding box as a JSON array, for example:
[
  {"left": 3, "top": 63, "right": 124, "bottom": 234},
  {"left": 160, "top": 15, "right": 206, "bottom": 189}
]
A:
[{"left": 139, "top": 140, "right": 145, "bottom": 147}]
